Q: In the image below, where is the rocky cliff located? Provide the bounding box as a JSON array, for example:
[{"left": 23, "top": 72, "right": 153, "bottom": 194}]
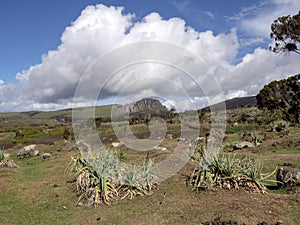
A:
[{"left": 123, "top": 98, "right": 167, "bottom": 114}]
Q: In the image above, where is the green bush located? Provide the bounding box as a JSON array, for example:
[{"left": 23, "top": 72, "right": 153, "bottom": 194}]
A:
[
  {"left": 269, "top": 120, "right": 290, "bottom": 132},
  {"left": 251, "top": 133, "right": 262, "bottom": 146}
]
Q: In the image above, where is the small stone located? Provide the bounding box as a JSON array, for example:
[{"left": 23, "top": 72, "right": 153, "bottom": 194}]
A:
[
  {"left": 233, "top": 141, "right": 254, "bottom": 150},
  {"left": 277, "top": 167, "right": 300, "bottom": 188},
  {"left": 3, "top": 160, "right": 18, "bottom": 168},
  {"left": 111, "top": 142, "right": 122, "bottom": 148},
  {"left": 42, "top": 153, "right": 51, "bottom": 159},
  {"left": 62, "top": 205, "right": 67, "bottom": 210}
]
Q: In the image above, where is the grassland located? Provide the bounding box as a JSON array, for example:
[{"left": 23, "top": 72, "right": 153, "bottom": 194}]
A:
[{"left": 0, "top": 106, "right": 299, "bottom": 225}]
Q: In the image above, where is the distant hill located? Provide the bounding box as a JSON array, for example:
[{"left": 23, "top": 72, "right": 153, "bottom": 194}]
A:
[
  {"left": 201, "top": 96, "right": 257, "bottom": 112},
  {"left": 0, "top": 105, "right": 114, "bottom": 123},
  {"left": 0, "top": 98, "right": 168, "bottom": 122},
  {"left": 0, "top": 96, "right": 258, "bottom": 122}
]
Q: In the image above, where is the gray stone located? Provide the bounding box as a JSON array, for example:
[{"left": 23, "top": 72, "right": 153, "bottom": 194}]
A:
[
  {"left": 153, "top": 146, "right": 168, "bottom": 152},
  {"left": 277, "top": 167, "right": 300, "bottom": 188},
  {"left": 4, "top": 160, "right": 18, "bottom": 168},
  {"left": 111, "top": 142, "right": 123, "bottom": 148},
  {"left": 0, "top": 160, "right": 18, "bottom": 168},
  {"left": 122, "top": 98, "right": 168, "bottom": 114},
  {"left": 42, "top": 153, "right": 52, "bottom": 159},
  {"left": 233, "top": 141, "right": 254, "bottom": 150},
  {"left": 17, "top": 144, "right": 39, "bottom": 159}
]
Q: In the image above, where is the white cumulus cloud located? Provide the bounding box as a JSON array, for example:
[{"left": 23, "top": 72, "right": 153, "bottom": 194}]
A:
[
  {"left": 0, "top": 3, "right": 300, "bottom": 112},
  {"left": 238, "top": 0, "right": 300, "bottom": 37}
]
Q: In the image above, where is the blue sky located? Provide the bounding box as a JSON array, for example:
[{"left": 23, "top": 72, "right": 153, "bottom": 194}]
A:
[
  {"left": 0, "top": 0, "right": 264, "bottom": 83},
  {"left": 0, "top": 0, "right": 299, "bottom": 111}
]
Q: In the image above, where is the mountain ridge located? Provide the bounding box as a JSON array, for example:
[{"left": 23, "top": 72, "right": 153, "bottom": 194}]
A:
[{"left": 0, "top": 96, "right": 258, "bottom": 119}]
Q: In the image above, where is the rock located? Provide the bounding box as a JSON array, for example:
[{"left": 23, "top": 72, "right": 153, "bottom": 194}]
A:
[
  {"left": 150, "top": 146, "right": 170, "bottom": 155},
  {"left": 233, "top": 141, "right": 254, "bottom": 150},
  {"left": 111, "top": 142, "right": 122, "bottom": 148},
  {"left": 17, "top": 144, "right": 39, "bottom": 159},
  {"left": 122, "top": 98, "right": 168, "bottom": 114},
  {"left": 0, "top": 159, "right": 18, "bottom": 168},
  {"left": 178, "top": 137, "right": 188, "bottom": 142},
  {"left": 194, "top": 137, "right": 205, "bottom": 143},
  {"left": 42, "top": 153, "right": 51, "bottom": 159},
  {"left": 154, "top": 146, "right": 168, "bottom": 152},
  {"left": 32, "top": 149, "right": 40, "bottom": 156},
  {"left": 17, "top": 149, "right": 30, "bottom": 159},
  {"left": 4, "top": 160, "right": 18, "bottom": 168},
  {"left": 276, "top": 167, "right": 300, "bottom": 188}
]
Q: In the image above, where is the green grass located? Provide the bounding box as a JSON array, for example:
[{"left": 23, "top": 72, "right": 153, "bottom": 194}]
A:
[
  {"left": 226, "top": 124, "right": 258, "bottom": 134},
  {"left": 0, "top": 106, "right": 300, "bottom": 224}
]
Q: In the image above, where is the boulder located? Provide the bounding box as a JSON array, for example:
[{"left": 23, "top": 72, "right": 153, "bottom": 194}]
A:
[
  {"left": 233, "top": 141, "right": 254, "bottom": 150},
  {"left": 276, "top": 167, "right": 300, "bottom": 188},
  {"left": 17, "top": 144, "right": 39, "bottom": 159},
  {"left": 42, "top": 153, "right": 52, "bottom": 159}
]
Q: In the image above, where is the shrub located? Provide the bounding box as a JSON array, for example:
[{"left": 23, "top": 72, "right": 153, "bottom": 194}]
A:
[
  {"left": 251, "top": 133, "right": 262, "bottom": 146},
  {"left": 189, "top": 147, "right": 277, "bottom": 193},
  {"left": 67, "top": 147, "right": 157, "bottom": 206},
  {"left": 269, "top": 120, "right": 290, "bottom": 132}
]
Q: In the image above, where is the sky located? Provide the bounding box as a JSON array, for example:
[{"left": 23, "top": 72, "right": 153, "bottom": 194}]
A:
[{"left": 0, "top": 0, "right": 300, "bottom": 112}]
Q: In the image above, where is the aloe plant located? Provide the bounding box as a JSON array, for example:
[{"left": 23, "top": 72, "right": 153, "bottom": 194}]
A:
[
  {"left": 119, "top": 171, "right": 147, "bottom": 199},
  {"left": 270, "top": 120, "right": 290, "bottom": 131},
  {"left": 68, "top": 146, "right": 157, "bottom": 206},
  {"left": 189, "top": 147, "right": 277, "bottom": 193},
  {"left": 251, "top": 133, "right": 262, "bottom": 146},
  {"left": 0, "top": 150, "right": 4, "bottom": 162}
]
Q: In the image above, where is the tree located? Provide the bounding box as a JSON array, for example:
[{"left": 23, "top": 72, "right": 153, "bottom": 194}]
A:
[
  {"left": 269, "top": 11, "right": 300, "bottom": 54},
  {"left": 257, "top": 74, "right": 300, "bottom": 124}
]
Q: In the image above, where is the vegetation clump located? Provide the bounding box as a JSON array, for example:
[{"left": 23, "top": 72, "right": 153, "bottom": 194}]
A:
[
  {"left": 269, "top": 120, "right": 290, "bottom": 132},
  {"left": 257, "top": 74, "right": 300, "bottom": 124},
  {"left": 189, "top": 147, "right": 277, "bottom": 193},
  {"left": 68, "top": 146, "right": 157, "bottom": 206}
]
